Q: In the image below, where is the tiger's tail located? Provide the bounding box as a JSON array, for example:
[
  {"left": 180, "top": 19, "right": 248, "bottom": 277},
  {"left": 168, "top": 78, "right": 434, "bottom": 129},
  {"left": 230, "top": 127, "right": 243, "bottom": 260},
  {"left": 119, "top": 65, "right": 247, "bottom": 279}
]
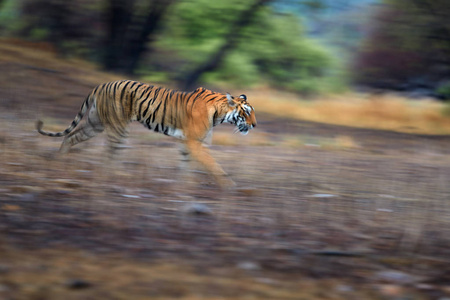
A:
[{"left": 36, "top": 94, "right": 93, "bottom": 137}]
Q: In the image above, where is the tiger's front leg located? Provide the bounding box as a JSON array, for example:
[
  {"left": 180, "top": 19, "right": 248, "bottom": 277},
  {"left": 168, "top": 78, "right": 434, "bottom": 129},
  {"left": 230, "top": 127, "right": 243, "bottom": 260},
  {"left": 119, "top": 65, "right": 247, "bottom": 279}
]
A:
[{"left": 184, "top": 139, "right": 236, "bottom": 189}]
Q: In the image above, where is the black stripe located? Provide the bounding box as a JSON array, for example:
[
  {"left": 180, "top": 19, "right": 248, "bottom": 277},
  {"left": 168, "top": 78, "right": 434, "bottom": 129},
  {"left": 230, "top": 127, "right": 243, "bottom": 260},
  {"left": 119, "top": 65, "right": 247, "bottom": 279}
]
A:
[
  {"left": 213, "top": 111, "right": 218, "bottom": 125},
  {"left": 122, "top": 81, "right": 134, "bottom": 117},
  {"left": 140, "top": 86, "right": 154, "bottom": 118},
  {"left": 111, "top": 81, "right": 120, "bottom": 109},
  {"left": 112, "top": 81, "right": 121, "bottom": 97},
  {"left": 185, "top": 90, "right": 197, "bottom": 106},
  {"left": 70, "top": 116, "right": 79, "bottom": 128},
  {"left": 105, "top": 82, "right": 115, "bottom": 109},
  {"left": 129, "top": 81, "right": 139, "bottom": 92},
  {"left": 92, "top": 85, "right": 100, "bottom": 95},
  {"left": 150, "top": 101, "right": 162, "bottom": 123},
  {"left": 138, "top": 99, "right": 147, "bottom": 121},
  {"left": 105, "top": 82, "right": 114, "bottom": 95},
  {"left": 173, "top": 93, "right": 181, "bottom": 129},
  {"left": 160, "top": 94, "right": 168, "bottom": 131},
  {"left": 134, "top": 83, "right": 144, "bottom": 97},
  {"left": 166, "top": 92, "right": 173, "bottom": 130},
  {"left": 130, "top": 89, "right": 137, "bottom": 102},
  {"left": 109, "top": 82, "right": 121, "bottom": 125},
  {"left": 120, "top": 80, "right": 132, "bottom": 102},
  {"left": 100, "top": 84, "right": 107, "bottom": 101},
  {"left": 206, "top": 96, "right": 219, "bottom": 103},
  {"left": 153, "top": 87, "right": 162, "bottom": 102},
  {"left": 129, "top": 83, "right": 142, "bottom": 118},
  {"left": 190, "top": 89, "right": 208, "bottom": 111},
  {"left": 141, "top": 100, "right": 151, "bottom": 120},
  {"left": 145, "top": 116, "right": 152, "bottom": 129},
  {"left": 179, "top": 92, "right": 188, "bottom": 107},
  {"left": 141, "top": 86, "right": 153, "bottom": 101}
]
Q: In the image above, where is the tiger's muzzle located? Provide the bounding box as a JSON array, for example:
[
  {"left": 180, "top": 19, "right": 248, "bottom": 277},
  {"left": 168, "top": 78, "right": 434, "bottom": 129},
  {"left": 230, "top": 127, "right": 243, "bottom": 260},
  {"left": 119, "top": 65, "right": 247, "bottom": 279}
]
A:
[{"left": 237, "top": 121, "right": 255, "bottom": 135}]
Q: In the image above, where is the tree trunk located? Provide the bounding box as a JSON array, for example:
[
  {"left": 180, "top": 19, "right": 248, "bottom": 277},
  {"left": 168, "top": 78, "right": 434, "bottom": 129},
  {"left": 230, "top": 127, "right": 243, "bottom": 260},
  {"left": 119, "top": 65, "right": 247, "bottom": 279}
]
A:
[
  {"left": 123, "top": 0, "right": 175, "bottom": 74},
  {"left": 103, "top": 0, "right": 176, "bottom": 74},
  {"left": 103, "top": 0, "right": 136, "bottom": 72},
  {"left": 179, "top": 0, "right": 272, "bottom": 90},
  {"left": 46, "top": 0, "right": 71, "bottom": 55}
]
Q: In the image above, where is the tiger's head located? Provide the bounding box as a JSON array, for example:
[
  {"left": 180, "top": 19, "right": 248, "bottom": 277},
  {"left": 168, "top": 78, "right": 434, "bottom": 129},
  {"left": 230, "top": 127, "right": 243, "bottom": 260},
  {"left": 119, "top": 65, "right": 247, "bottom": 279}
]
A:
[{"left": 224, "top": 93, "right": 257, "bottom": 135}]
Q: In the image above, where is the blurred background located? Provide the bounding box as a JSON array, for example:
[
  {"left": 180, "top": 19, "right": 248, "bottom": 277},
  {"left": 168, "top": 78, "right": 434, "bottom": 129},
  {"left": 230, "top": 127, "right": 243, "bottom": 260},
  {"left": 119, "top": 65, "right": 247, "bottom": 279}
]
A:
[
  {"left": 1, "top": 0, "right": 450, "bottom": 299},
  {"left": 1, "top": 0, "right": 450, "bottom": 98}
]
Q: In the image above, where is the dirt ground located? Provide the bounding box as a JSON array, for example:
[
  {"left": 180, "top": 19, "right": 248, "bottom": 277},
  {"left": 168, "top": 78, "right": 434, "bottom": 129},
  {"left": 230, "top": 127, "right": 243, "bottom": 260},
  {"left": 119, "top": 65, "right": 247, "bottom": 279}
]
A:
[{"left": 1, "top": 41, "right": 450, "bottom": 299}]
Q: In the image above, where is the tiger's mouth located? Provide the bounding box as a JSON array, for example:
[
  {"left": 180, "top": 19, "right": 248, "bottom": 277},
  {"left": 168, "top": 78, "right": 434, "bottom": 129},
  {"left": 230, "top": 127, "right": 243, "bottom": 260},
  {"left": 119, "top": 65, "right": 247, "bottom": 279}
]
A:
[{"left": 237, "top": 123, "right": 250, "bottom": 135}]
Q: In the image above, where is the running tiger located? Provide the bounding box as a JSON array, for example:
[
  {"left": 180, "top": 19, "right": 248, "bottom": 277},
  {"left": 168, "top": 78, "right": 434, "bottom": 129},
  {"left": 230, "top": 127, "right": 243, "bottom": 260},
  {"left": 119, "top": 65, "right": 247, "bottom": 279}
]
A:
[{"left": 36, "top": 80, "right": 257, "bottom": 188}]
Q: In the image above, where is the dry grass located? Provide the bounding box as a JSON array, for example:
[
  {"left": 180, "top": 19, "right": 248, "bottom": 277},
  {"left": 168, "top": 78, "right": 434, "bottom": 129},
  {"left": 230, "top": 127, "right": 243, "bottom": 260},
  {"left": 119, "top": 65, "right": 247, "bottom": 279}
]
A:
[
  {"left": 212, "top": 131, "right": 275, "bottom": 146},
  {"left": 0, "top": 38, "right": 120, "bottom": 84},
  {"left": 333, "top": 135, "right": 359, "bottom": 149},
  {"left": 244, "top": 87, "right": 450, "bottom": 135},
  {"left": 213, "top": 130, "right": 359, "bottom": 150}
]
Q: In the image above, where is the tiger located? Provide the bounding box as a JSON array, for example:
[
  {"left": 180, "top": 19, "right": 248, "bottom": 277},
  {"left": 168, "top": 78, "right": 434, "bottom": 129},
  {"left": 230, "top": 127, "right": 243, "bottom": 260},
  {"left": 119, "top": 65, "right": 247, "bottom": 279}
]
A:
[{"left": 36, "top": 80, "right": 257, "bottom": 188}]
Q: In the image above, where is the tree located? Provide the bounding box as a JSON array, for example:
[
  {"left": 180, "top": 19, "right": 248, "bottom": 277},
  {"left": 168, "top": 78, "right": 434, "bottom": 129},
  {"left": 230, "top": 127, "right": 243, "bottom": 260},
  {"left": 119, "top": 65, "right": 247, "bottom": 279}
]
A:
[
  {"left": 103, "top": 0, "right": 177, "bottom": 74},
  {"left": 154, "top": 0, "right": 333, "bottom": 93},
  {"left": 18, "top": 0, "right": 92, "bottom": 56},
  {"left": 354, "top": 0, "right": 450, "bottom": 94},
  {"left": 178, "top": 0, "right": 273, "bottom": 90}
]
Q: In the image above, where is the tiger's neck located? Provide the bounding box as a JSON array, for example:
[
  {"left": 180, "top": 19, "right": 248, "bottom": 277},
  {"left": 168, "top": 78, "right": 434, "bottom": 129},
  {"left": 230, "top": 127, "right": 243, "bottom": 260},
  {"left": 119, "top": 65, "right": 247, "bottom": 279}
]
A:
[{"left": 211, "top": 100, "right": 232, "bottom": 127}]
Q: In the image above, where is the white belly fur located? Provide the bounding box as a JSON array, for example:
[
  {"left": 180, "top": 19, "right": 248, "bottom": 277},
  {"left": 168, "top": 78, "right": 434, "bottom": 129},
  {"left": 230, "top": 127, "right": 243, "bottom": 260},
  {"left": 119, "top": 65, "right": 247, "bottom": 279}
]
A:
[{"left": 169, "top": 128, "right": 185, "bottom": 139}]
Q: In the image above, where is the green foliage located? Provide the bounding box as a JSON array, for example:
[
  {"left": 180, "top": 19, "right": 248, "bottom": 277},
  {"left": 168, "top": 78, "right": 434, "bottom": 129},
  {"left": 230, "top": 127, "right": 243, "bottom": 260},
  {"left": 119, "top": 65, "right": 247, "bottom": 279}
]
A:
[
  {"left": 29, "top": 28, "right": 48, "bottom": 41},
  {"left": 242, "top": 13, "right": 333, "bottom": 92},
  {"left": 437, "top": 83, "right": 450, "bottom": 101},
  {"left": 168, "top": 0, "right": 247, "bottom": 44},
  {"left": 141, "top": 72, "right": 170, "bottom": 85},
  {"left": 156, "top": 1, "right": 337, "bottom": 94},
  {"left": 156, "top": 0, "right": 247, "bottom": 68},
  {"left": 204, "top": 51, "right": 260, "bottom": 87},
  {"left": 0, "top": 0, "right": 22, "bottom": 34}
]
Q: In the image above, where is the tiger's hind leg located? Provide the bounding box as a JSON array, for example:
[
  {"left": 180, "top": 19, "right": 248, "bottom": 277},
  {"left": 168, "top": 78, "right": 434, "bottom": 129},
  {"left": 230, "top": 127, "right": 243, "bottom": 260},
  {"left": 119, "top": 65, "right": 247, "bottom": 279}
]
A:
[
  {"left": 59, "top": 105, "right": 105, "bottom": 153},
  {"left": 177, "top": 144, "right": 199, "bottom": 187},
  {"left": 105, "top": 126, "right": 129, "bottom": 160},
  {"left": 178, "top": 144, "right": 191, "bottom": 171}
]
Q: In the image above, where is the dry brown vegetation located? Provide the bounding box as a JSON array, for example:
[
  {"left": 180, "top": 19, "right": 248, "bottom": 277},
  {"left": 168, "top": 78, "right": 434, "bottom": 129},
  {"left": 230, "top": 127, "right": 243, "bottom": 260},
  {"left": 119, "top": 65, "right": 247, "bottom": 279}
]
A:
[
  {"left": 248, "top": 88, "right": 450, "bottom": 135},
  {"left": 1, "top": 40, "right": 450, "bottom": 299}
]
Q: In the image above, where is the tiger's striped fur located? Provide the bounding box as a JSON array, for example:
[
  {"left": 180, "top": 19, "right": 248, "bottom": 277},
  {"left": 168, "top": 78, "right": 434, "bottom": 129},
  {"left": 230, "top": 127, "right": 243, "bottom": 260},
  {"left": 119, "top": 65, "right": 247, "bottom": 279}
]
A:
[{"left": 36, "top": 80, "right": 256, "bottom": 188}]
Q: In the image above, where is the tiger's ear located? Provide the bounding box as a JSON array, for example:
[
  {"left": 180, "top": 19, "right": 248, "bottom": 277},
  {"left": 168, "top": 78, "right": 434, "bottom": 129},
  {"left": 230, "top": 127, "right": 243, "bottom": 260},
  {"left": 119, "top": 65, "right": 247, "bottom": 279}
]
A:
[
  {"left": 226, "top": 93, "right": 236, "bottom": 107},
  {"left": 239, "top": 94, "right": 247, "bottom": 101}
]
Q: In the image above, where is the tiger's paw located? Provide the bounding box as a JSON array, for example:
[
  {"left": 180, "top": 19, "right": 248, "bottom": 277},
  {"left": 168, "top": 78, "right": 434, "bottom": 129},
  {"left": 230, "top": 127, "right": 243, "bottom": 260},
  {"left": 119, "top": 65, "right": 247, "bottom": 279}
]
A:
[{"left": 217, "top": 175, "right": 236, "bottom": 190}]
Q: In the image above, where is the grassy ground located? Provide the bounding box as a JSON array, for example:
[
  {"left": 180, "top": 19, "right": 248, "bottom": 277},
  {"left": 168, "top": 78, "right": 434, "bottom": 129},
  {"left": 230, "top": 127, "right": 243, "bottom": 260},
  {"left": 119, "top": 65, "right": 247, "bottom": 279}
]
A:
[{"left": 1, "top": 40, "right": 450, "bottom": 299}]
